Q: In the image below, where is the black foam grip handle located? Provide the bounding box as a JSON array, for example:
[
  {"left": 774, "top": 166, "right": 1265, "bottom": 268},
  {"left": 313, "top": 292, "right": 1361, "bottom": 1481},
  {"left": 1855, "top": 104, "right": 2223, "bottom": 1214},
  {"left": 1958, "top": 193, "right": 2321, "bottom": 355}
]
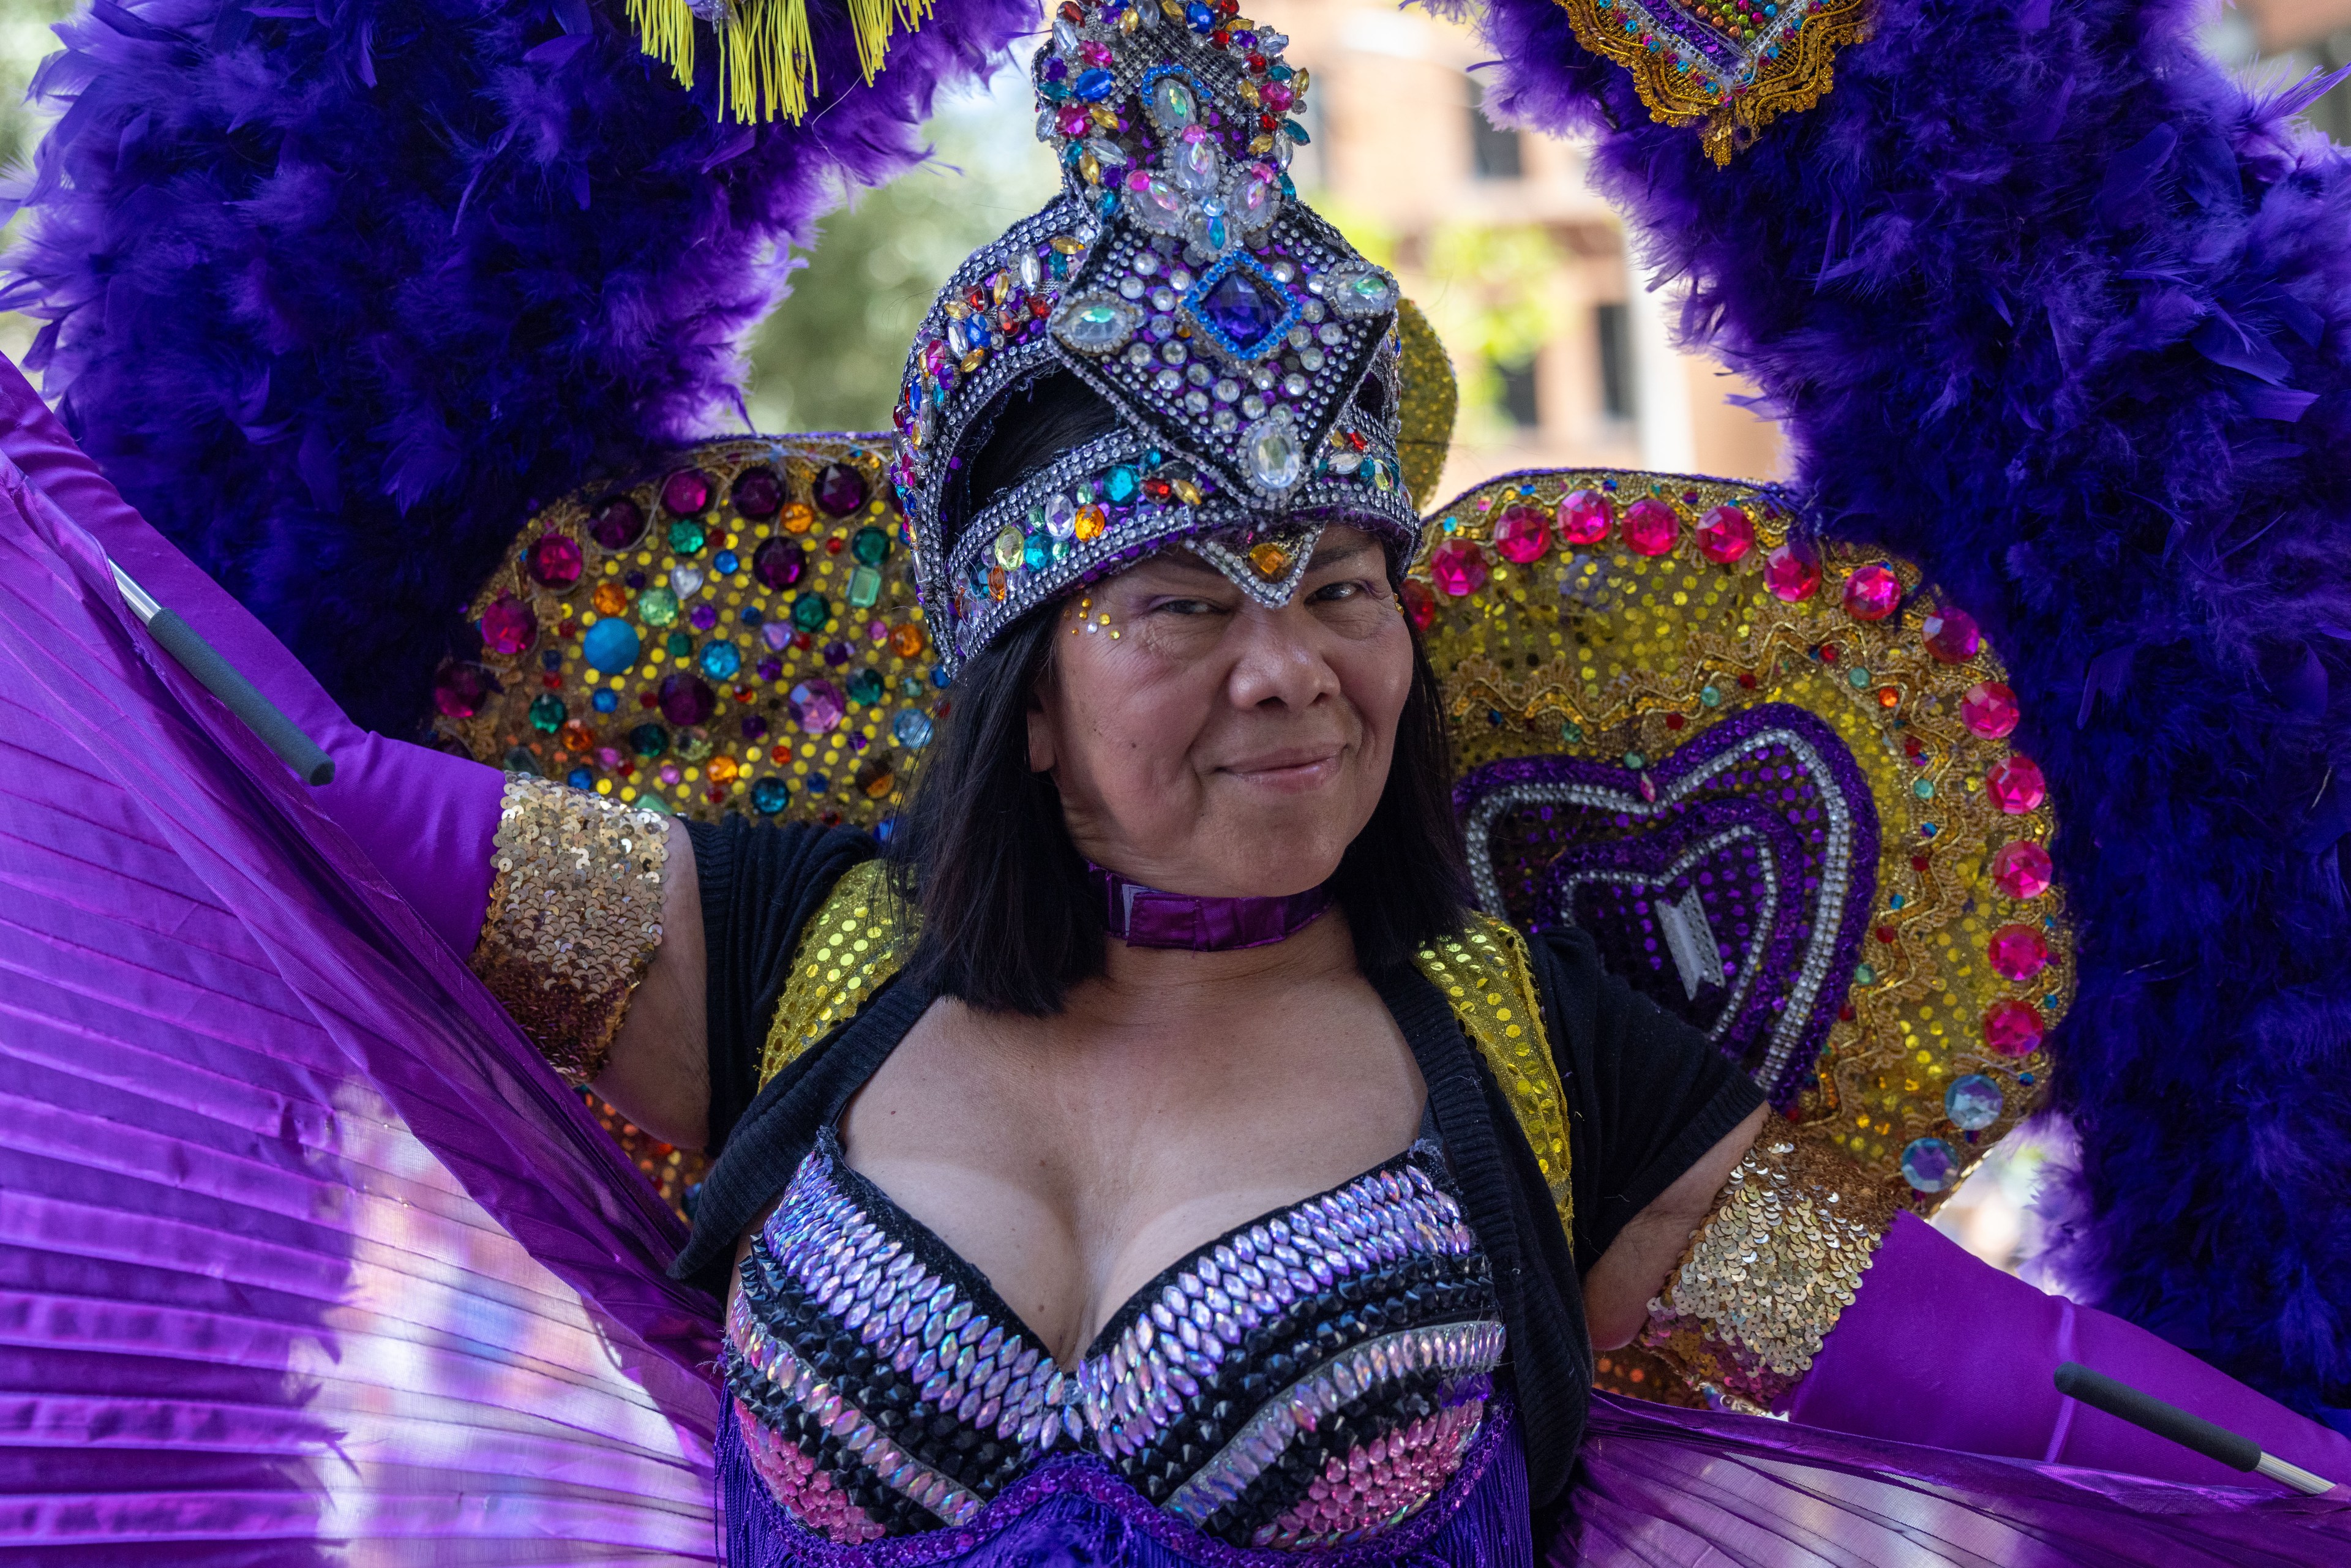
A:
[
  {"left": 2054, "top": 1362, "right": 2260, "bottom": 1472},
  {"left": 145, "top": 607, "right": 336, "bottom": 786}
]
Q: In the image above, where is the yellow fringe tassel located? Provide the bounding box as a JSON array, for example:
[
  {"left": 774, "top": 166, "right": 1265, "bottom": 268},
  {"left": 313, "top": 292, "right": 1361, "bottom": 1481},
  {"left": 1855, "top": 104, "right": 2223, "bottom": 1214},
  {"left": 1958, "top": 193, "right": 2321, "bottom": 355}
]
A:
[{"left": 624, "top": 0, "right": 936, "bottom": 125}]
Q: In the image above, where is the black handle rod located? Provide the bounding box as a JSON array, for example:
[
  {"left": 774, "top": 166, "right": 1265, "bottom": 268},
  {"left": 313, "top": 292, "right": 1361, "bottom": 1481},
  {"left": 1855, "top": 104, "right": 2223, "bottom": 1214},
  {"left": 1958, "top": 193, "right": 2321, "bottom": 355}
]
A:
[
  {"left": 111, "top": 562, "right": 336, "bottom": 786},
  {"left": 2054, "top": 1362, "right": 2336, "bottom": 1495}
]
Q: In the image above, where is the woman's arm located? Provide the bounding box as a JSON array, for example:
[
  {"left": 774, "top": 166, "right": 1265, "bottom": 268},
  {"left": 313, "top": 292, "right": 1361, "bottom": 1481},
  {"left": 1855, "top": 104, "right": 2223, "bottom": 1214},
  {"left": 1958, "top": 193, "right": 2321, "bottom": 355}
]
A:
[
  {"left": 1580, "top": 1103, "right": 1766, "bottom": 1349},
  {"left": 591, "top": 817, "right": 710, "bottom": 1151}
]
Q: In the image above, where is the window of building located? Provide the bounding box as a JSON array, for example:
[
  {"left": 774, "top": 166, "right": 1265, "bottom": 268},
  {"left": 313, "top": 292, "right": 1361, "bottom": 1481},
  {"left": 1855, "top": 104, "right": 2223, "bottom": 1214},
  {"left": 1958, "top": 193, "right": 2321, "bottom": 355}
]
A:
[
  {"left": 1494, "top": 358, "right": 1540, "bottom": 429},
  {"left": 1594, "top": 302, "right": 1632, "bottom": 420},
  {"left": 1468, "top": 80, "right": 1523, "bottom": 181}
]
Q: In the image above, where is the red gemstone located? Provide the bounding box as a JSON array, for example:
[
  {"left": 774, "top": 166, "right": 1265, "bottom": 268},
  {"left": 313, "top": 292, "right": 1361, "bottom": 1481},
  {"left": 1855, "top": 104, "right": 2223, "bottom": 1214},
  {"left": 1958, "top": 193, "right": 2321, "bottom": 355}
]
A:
[
  {"left": 1991, "top": 839, "right": 2054, "bottom": 899},
  {"left": 1961, "top": 680, "right": 2020, "bottom": 739},
  {"left": 1622, "top": 498, "right": 1678, "bottom": 556},
  {"left": 732, "top": 466, "right": 784, "bottom": 519},
  {"left": 1985, "top": 754, "right": 2047, "bottom": 814},
  {"left": 1982, "top": 999, "right": 2047, "bottom": 1057},
  {"left": 1401, "top": 577, "right": 1437, "bottom": 631},
  {"left": 1922, "top": 604, "right": 1981, "bottom": 663},
  {"left": 479, "top": 593, "right": 538, "bottom": 656},
  {"left": 1558, "top": 489, "right": 1612, "bottom": 546},
  {"left": 1430, "top": 538, "right": 1490, "bottom": 598},
  {"left": 658, "top": 673, "right": 717, "bottom": 727},
  {"left": 1695, "top": 504, "right": 1754, "bottom": 564},
  {"left": 525, "top": 532, "right": 584, "bottom": 589},
  {"left": 816, "top": 462, "right": 869, "bottom": 517},
  {"left": 661, "top": 468, "right": 714, "bottom": 517},
  {"left": 1764, "top": 544, "right": 1821, "bottom": 602},
  {"left": 1842, "top": 563, "right": 1902, "bottom": 621},
  {"left": 1987, "top": 923, "right": 2052, "bottom": 981},
  {"left": 1493, "top": 503, "right": 1550, "bottom": 564},
  {"left": 432, "top": 660, "right": 492, "bottom": 719},
  {"left": 589, "top": 497, "right": 647, "bottom": 551}
]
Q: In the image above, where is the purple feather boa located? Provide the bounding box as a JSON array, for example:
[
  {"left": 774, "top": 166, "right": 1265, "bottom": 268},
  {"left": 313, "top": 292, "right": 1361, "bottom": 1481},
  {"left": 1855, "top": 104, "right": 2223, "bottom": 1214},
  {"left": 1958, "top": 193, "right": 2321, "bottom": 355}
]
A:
[
  {"left": 1438, "top": 0, "right": 2351, "bottom": 1415},
  {"left": 0, "top": 0, "right": 1033, "bottom": 733}
]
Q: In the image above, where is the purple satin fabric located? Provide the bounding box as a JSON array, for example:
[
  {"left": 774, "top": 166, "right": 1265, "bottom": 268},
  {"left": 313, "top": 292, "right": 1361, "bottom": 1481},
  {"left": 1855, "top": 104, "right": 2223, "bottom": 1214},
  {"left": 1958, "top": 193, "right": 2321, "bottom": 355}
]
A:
[
  {"left": 0, "top": 358, "right": 503, "bottom": 955},
  {"left": 1790, "top": 1214, "right": 2351, "bottom": 1491},
  {"left": 721, "top": 1398, "right": 1532, "bottom": 1568},
  {"left": 1092, "top": 864, "right": 1332, "bottom": 951}
]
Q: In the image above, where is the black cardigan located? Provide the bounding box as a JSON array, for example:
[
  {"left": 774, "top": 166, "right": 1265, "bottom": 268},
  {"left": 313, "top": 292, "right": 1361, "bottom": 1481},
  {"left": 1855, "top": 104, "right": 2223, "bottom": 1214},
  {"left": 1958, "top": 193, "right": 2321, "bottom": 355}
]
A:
[{"left": 673, "top": 816, "right": 1761, "bottom": 1512}]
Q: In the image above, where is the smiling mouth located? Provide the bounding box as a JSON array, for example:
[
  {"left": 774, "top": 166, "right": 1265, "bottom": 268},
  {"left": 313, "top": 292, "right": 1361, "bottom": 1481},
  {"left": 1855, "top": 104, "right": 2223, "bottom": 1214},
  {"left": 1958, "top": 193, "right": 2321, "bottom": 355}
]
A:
[{"left": 1220, "top": 749, "right": 1345, "bottom": 786}]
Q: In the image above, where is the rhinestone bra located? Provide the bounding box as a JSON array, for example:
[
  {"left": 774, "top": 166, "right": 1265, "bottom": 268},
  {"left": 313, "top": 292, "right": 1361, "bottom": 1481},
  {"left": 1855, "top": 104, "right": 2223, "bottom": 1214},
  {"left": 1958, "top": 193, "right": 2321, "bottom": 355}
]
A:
[{"left": 723, "top": 1130, "right": 1504, "bottom": 1550}]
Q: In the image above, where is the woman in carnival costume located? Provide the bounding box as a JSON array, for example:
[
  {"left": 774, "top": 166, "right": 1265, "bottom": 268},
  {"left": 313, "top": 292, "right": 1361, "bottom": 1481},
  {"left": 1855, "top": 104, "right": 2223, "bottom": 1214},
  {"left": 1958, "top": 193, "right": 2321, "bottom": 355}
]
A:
[{"left": 2, "top": 0, "right": 2350, "bottom": 1561}]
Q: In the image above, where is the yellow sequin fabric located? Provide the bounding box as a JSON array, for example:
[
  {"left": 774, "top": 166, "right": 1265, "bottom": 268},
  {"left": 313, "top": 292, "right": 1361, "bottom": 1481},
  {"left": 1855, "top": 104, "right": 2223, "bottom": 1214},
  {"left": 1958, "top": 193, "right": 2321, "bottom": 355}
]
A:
[
  {"left": 1395, "top": 298, "right": 1459, "bottom": 514},
  {"left": 1551, "top": 0, "right": 1874, "bottom": 165},
  {"left": 1640, "top": 1131, "right": 1902, "bottom": 1411},
  {"left": 759, "top": 860, "right": 909, "bottom": 1089},
  {"left": 471, "top": 775, "right": 671, "bottom": 1085},
  {"left": 1409, "top": 469, "right": 2070, "bottom": 1214},
  {"left": 1412, "top": 916, "right": 1573, "bottom": 1234}
]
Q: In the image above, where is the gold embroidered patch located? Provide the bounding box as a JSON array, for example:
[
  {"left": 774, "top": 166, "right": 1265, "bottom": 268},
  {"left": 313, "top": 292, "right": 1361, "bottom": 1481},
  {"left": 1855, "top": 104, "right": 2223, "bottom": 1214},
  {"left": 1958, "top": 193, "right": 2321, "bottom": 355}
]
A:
[
  {"left": 1412, "top": 915, "right": 1573, "bottom": 1234},
  {"left": 1640, "top": 1131, "right": 1902, "bottom": 1411},
  {"left": 471, "top": 775, "right": 670, "bottom": 1084},
  {"left": 758, "top": 860, "right": 910, "bottom": 1090}
]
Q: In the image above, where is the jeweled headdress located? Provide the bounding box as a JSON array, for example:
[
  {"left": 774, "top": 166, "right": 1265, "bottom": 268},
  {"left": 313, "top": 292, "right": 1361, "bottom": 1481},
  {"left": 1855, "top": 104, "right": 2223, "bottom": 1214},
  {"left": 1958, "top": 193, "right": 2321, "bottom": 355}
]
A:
[{"left": 890, "top": 0, "right": 1420, "bottom": 671}]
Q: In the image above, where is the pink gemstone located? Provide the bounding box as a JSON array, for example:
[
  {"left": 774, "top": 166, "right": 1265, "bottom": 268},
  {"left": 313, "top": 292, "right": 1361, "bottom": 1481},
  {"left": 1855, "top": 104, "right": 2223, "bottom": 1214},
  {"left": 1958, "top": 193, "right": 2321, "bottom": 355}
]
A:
[
  {"left": 1991, "top": 839, "right": 2054, "bottom": 900},
  {"left": 1262, "top": 82, "right": 1294, "bottom": 112},
  {"left": 1922, "top": 604, "right": 1981, "bottom": 663},
  {"left": 1558, "top": 489, "right": 1613, "bottom": 546},
  {"left": 1982, "top": 999, "right": 2047, "bottom": 1057},
  {"left": 1985, "top": 754, "right": 2047, "bottom": 814},
  {"left": 1621, "top": 497, "right": 1678, "bottom": 556},
  {"left": 1962, "top": 680, "right": 2021, "bottom": 738},
  {"left": 1401, "top": 577, "right": 1436, "bottom": 630},
  {"left": 1429, "top": 537, "right": 1490, "bottom": 598},
  {"left": 1987, "top": 923, "right": 2052, "bottom": 981},
  {"left": 479, "top": 592, "right": 537, "bottom": 656},
  {"left": 525, "top": 531, "right": 583, "bottom": 589},
  {"left": 662, "top": 468, "right": 714, "bottom": 517},
  {"left": 1842, "top": 563, "right": 1902, "bottom": 621},
  {"left": 1763, "top": 544, "right": 1821, "bottom": 602},
  {"left": 432, "top": 660, "right": 492, "bottom": 719},
  {"left": 1492, "top": 503, "right": 1550, "bottom": 564},
  {"left": 1057, "top": 104, "right": 1089, "bottom": 136},
  {"left": 1695, "top": 503, "right": 1753, "bottom": 564}
]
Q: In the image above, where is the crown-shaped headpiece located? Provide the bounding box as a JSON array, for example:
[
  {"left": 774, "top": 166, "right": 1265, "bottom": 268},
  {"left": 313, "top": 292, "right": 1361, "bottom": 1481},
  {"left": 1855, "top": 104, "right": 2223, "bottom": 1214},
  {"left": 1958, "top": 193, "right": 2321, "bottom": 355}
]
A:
[{"left": 891, "top": 0, "right": 1420, "bottom": 670}]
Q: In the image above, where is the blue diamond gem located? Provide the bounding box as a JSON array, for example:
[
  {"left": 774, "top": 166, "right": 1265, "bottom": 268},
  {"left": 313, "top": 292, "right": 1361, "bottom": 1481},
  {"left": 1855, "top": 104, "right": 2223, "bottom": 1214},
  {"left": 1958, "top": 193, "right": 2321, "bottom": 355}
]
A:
[{"left": 1198, "top": 268, "right": 1283, "bottom": 349}]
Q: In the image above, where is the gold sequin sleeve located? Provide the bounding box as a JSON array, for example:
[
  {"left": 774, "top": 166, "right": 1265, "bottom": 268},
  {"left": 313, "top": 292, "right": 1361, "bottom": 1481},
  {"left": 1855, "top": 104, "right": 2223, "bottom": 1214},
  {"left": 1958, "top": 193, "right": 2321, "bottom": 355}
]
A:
[
  {"left": 1638, "top": 1129, "right": 1903, "bottom": 1412},
  {"left": 470, "top": 775, "right": 671, "bottom": 1085},
  {"left": 759, "top": 859, "right": 909, "bottom": 1091}
]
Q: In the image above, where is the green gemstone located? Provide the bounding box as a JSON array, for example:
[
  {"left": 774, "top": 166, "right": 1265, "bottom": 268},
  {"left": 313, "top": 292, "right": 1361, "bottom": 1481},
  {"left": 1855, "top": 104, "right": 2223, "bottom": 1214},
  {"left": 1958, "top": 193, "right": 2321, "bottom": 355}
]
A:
[
  {"left": 1855, "top": 962, "right": 1878, "bottom": 986},
  {"left": 666, "top": 631, "right": 693, "bottom": 658},
  {"left": 629, "top": 722, "right": 668, "bottom": 758},
  {"left": 527, "top": 694, "right": 566, "bottom": 733},
  {"left": 792, "top": 591, "right": 831, "bottom": 632},
  {"left": 846, "top": 669, "right": 886, "bottom": 705},
  {"left": 1699, "top": 685, "right": 1722, "bottom": 708},
  {"left": 1623, "top": 752, "right": 1645, "bottom": 769},
  {"left": 675, "top": 728, "right": 713, "bottom": 762},
  {"left": 851, "top": 527, "right": 891, "bottom": 566},
  {"left": 1848, "top": 667, "right": 1871, "bottom": 688},
  {"left": 847, "top": 564, "right": 883, "bottom": 609},
  {"left": 1913, "top": 778, "right": 1936, "bottom": 800},
  {"left": 1562, "top": 722, "right": 1584, "bottom": 743},
  {"left": 636, "top": 587, "right": 680, "bottom": 628},
  {"left": 667, "top": 518, "right": 707, "bottom": 554}
]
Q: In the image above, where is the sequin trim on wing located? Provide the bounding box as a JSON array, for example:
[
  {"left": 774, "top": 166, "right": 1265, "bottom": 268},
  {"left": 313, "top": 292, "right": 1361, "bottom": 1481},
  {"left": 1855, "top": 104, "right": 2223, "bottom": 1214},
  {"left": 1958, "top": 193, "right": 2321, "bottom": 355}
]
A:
[
  {"left": 1640, "top": 1131, "right": 1903, "bottom": 1412},
  {"left": 470, "top": 775, "right": 669, "bottom": 1084}
]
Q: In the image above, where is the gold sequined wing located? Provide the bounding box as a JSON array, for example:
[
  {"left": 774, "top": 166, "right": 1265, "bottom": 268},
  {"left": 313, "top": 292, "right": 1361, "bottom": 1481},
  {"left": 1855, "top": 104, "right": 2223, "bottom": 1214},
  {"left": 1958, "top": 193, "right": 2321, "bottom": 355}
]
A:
[
  {"left": 439, "top": 437, "right": 941, "bottom": 1214},
  {"left": 1406, "top": 470, "right": 2070, "bottom": 1221}
]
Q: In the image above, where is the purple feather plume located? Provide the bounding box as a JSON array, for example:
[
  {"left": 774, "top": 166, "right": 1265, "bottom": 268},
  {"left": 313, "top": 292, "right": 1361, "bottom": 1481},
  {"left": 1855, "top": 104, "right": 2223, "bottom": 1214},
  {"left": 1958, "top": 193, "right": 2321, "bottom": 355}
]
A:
[
  {"left": 1440, "top": 0, "right": 2351, "bottom": 1416},
  {"left": 0, "top": 0, "right": 1035, "bottom": 733}
]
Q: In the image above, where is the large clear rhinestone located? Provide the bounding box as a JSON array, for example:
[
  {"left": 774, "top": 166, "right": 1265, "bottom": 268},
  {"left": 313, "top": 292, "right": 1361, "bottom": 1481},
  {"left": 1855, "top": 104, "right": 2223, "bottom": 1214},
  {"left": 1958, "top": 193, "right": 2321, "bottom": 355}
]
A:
[
  {"left": 1244, "top": 413, "right": 1303, "bottom": 491},
  {"left": 1150, "top": 74, "right": 1197, "bottom": 130}
]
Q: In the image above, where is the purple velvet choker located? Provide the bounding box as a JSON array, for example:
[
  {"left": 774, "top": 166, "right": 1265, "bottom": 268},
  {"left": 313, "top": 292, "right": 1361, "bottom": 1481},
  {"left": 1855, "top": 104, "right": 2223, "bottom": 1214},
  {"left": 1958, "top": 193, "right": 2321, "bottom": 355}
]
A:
[{"left": 1090, "top": 864, "right": 1333, "bottom": 951}]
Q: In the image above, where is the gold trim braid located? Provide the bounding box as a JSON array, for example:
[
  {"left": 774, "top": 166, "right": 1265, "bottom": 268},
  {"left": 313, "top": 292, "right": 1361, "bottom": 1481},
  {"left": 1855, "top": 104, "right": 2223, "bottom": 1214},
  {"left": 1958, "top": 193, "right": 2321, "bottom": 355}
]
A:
[
  {"left": 1640, "top": 1131, "right": 1901, "bottom": 1411},
  {"left": 1412, "top": 916, "right": 1573, "bottom": 1235},
  {"left": 471, "top": 776, "right": 671, "bottom": 1085},
  {"left": 759, "top": 860, "right": 908, "bottom": 1090}
]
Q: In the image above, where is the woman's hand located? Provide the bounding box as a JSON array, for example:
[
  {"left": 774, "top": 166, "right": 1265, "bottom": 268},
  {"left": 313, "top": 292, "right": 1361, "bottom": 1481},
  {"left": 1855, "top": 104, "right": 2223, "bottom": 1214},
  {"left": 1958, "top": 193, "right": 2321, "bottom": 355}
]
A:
[
  {"left": 1580, "top": 1103, "right": 1767, "bottom": 1349},
  {"left": 588, "top": 817, "right": 711, "bottom": 1152}
]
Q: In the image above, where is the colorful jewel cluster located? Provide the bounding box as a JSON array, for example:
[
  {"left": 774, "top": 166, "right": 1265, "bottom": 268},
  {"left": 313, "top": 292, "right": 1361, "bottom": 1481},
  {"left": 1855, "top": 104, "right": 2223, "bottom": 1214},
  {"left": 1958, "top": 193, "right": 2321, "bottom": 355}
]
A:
[
  {"left": 1408, "top": 471, "right": 2071, "bottom": 1206},
  {"left": 436, "top": 437, "right": 940, "bottom": 832},
  {"left": 890, "top": 2, "right": 1418, "bottom": 670},
  {"left": 724, "top": 1135, "right": 1502, "bottom": 1547}
]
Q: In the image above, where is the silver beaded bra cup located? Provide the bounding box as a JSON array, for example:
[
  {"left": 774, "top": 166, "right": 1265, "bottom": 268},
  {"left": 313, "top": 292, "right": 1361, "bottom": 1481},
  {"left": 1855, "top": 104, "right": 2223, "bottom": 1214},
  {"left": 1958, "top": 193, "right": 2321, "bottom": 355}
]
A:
[{"left": 889, "top": 0, "right": 1422, "bottom": 672}]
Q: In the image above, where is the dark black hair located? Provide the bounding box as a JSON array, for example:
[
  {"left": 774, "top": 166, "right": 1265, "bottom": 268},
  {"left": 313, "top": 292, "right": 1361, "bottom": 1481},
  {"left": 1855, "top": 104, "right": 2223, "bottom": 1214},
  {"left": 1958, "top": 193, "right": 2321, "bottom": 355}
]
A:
[{"left": 887, "top": 375, "right": 1471, "bottom": 1014}]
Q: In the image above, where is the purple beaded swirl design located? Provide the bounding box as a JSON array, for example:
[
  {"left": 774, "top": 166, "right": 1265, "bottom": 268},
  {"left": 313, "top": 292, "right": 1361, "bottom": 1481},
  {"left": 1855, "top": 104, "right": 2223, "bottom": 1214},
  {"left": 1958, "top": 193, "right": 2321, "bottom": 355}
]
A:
[
  {"left": 725, "top": 1138, "right": 1502, "bottom": 1546},
  {"left": 1455, "top": 704, "right": 1880, "bottom": 1106}
]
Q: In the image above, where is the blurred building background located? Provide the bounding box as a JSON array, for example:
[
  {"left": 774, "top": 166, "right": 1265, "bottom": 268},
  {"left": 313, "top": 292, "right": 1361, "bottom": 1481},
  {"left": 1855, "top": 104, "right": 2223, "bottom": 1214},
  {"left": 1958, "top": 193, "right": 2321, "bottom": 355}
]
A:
[{"left": 0, "top": 0, "right": 2340, "bottom": 1274}]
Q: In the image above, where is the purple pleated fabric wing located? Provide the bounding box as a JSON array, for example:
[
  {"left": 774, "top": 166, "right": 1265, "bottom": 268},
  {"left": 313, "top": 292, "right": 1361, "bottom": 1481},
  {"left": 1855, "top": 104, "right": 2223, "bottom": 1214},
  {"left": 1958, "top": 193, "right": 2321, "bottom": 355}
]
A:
[{"left": 0, "top": 437, "right": 722, "bottom": 1558}]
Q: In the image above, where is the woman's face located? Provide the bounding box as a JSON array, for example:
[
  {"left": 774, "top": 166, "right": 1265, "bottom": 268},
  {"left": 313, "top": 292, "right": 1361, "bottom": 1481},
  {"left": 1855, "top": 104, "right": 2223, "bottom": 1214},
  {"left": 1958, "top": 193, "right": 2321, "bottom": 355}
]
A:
[{"left": 1027, "top": 523, "right": 1413, "bottom": 898}]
